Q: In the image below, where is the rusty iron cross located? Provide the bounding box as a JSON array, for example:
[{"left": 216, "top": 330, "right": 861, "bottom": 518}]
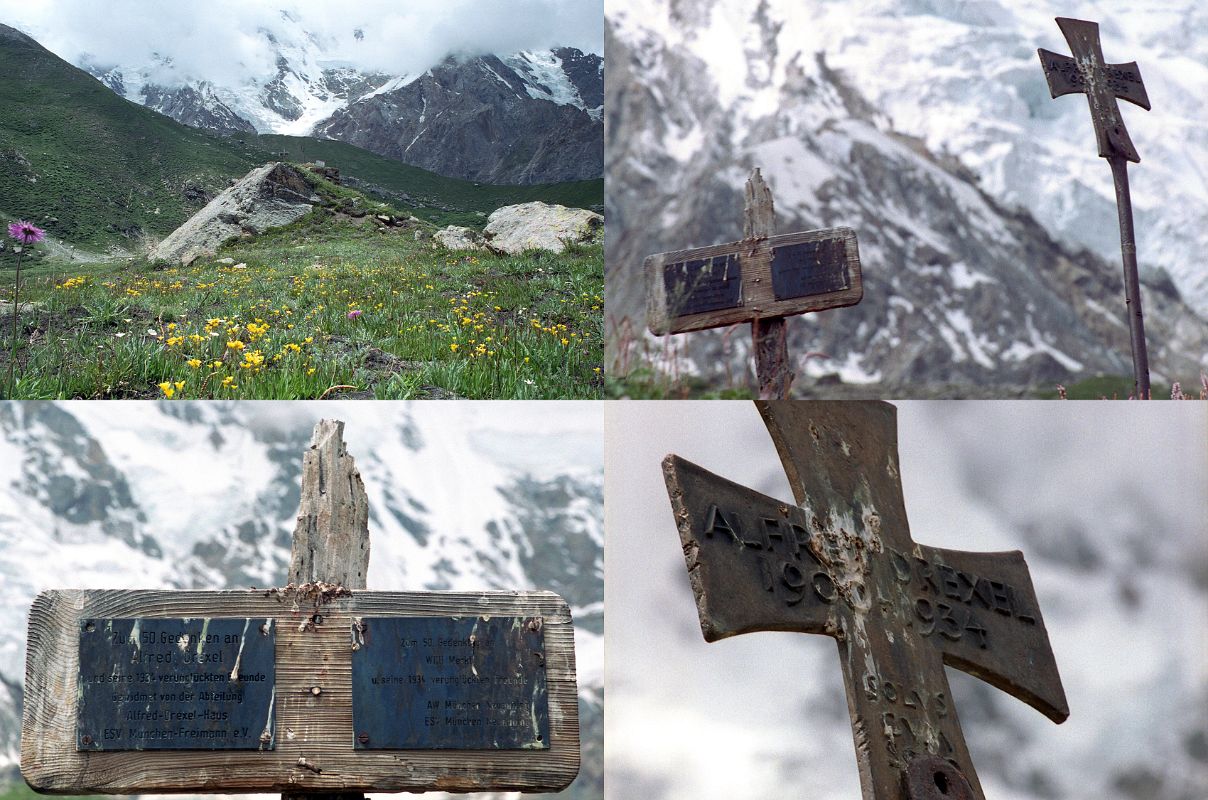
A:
[
  {"left": 1038, "top": 17, "right": 1150, "bottom": 163},
  {"left": 1038, "top": 17, "right": 1153, "bottom": 397},
  {"left": 662, "top": 402, "right": 1068, "bottom": 800}
]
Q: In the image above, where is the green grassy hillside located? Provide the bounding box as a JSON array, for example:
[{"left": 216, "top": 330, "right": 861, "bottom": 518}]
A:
[
  {"left": 259, "top": 135, "right": 604, "bottom": 228},
  {"left": 3, "top": 174, "right": 603, "bottom": 399},
  {"left": 0, "top": 24, "right": 266, "bottom": 254},
  {"left": 0, "top": 24, "right": 604, "bottom": 263}
]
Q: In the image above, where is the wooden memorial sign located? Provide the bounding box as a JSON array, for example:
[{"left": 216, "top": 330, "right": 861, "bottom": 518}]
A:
[
  {"left": 644, "top": 169, "right": 863, "bottom": 399},
  {"left": 22, "top": 421, "right": 580, "bottom": 795},
  {"left": 661, "top": 402, "right": 1068, "bottom": 800},
  {"left": 645, "top": 226, "right": 861, "bottom": 335}
]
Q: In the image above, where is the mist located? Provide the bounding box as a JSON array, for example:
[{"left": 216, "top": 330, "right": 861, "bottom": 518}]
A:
[{"left": 0, "top": 0, "right": 603, "bottom": 85}]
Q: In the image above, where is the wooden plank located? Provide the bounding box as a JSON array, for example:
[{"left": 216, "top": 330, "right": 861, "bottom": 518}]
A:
[
  {"left": 21, "top": 589, "right": 579, "bottom": 794},
  {"left": 645, "top": 228, "right": 863, "bottom": 335}
]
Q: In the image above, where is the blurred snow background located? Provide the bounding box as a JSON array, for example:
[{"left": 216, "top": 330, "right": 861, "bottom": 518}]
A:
[{"left": 605, "top": 401, "right": 1207, "bottom": 800}]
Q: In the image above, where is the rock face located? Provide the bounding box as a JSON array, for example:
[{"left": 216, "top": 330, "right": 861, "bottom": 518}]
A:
[
  {"left": 434, "top": 226, "right": 483, "bottom": 251},
  {"left": 313, "top": 52, "right": 603, "bottom": 184},
  {"left": 79, "top": 11, "right": 603, "bottom": 185},
  {"left": 150, "top": 163, "right": 315, "bottom": 264},
  {"left": 484, "top": 202, "right": 603, "bottom": 255},
  {"left": 138, "top": 83, "right": 256, "bottom": 136},
  {"left": 604, "top": 8, "right": 1207, "bottom": 392}
]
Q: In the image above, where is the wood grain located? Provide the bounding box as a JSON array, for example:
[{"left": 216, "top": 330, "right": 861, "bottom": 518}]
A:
[
  {"left": 22, "top": 590, "right": 579, "bottom": 794},
  {"left": 287, "top": 419, "right": 370, "bottom": 589},
  {"left": 645, "top": 228, "right": 864, "bottom": 335}
]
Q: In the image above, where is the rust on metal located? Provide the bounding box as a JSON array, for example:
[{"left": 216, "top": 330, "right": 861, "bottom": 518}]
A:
[
  {"left": 661, "top": 401, "right": 1068, "bottom": 800},
  {"left": 1038, "top": 16, "right": 1152, "bottom": 397},
  {"left": 1038, "top": 17, "right": 1149, "bottom": 163},
  {"left": 904, "top": 755, "right": 976, "bottom": 800}
]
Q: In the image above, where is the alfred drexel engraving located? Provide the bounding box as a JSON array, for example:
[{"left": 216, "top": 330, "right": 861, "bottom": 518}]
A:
[{"left": 76, "top": 617, "right": 275, "bottom": 751}]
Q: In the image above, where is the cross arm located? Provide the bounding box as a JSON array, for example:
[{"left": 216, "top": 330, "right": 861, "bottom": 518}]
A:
[
  {"left": 662, "top": 455, "right": 839, "bottom": 641},
  {"left": 900, "top": 545, "right": 1070, "bottom": 724},
  {"left": 1038, "top": 17, "right": 1150, "bottom": 163},
  {"left": 1037, "top": 49, "right": 1150, "bottom": 110}
]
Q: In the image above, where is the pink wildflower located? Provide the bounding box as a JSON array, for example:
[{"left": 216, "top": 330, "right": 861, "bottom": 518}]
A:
[
  {"left": 7, "top": 220, "right": 45, "bottom": 245},
  {"left": 347, "top": 309, "right": 363, "bottom": 320}
]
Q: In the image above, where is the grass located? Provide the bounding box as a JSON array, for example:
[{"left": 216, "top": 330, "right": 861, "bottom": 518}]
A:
[
  {"left": 1, "top": 32, "right": 602, "bottom": 264},
  {"left": 0, "top": 26, "right": 268, "bottom": 257},
  {"left": 2, "top": 211, "right": 603, "bottom": 399},
  {"left": 0, "top": 781, "right": 104, "bottom": 800},
  {"left": 607, "top": 329, "right": 1206, "bottom": 399},
  {"left": 259, "top": 135, "right": 604, "bottom": 229},
  {"left": 1038, "top": 374, "right": 1206, "bottom": 400}
]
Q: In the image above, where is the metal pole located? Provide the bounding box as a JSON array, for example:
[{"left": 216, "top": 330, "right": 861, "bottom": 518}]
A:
[{"left": 1107, "top": 155, "right": 1150, "bottom": 398}]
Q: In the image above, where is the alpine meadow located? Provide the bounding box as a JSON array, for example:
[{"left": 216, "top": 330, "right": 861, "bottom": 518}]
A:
[{"left": 0, "top": 11, "right": 604, "bottom": 399}]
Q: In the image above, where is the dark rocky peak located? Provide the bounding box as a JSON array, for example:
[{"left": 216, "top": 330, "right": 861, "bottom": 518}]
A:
[
  {"left": 553, "top": 47, "right": 604, "bottom": 109},
  {"left": 140, "top": 83, "right": 256, "bottom": 135}
]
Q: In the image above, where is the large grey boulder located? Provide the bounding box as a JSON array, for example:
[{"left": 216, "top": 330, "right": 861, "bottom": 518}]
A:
[
  {"left": 433, "top": 225, "right": 483, "bottom": 251},
  {"left": 150, "top": 163, "right": 316, "bottom": 264},
  {"left": 483, "top": 202, "right": 603, "bottom": 255}
]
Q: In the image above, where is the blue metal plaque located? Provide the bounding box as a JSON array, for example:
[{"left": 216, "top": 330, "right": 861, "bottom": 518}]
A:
[
  {"left": 351, "top": 616, "right": 550, "bottom": 750},
  {"left": 770, "top": 237, "right": 850, "bottom": 300},
  {"left": 77, "top": 618, "right": 276, "bottom": 751},
  {"left": 663, "top": 254, "right": 743, "bottom": 316}
]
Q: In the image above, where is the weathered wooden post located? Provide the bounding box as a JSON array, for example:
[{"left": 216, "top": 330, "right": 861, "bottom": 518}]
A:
[
  {"left": 644, "top": 168, "right": 864, "bottom": 399},
  {"left": 21, "top": 419, "right": 580, "bottom": 795},
  {"left": 1038, "top": 17, "right": 1153, "bottom": 398},
  {"left": 284, "top": 419, "right": 369, "bottom": 800},
  {"left": 661, "top": 401, "right": 1068, "bottom": 799}
]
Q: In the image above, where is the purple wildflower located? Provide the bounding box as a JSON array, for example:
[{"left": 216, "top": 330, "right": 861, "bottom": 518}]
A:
[
  {"left": 7, "top": 220, "right": 45, "bottom": 245},
  {"left": 347, "top": 309, "right": 363, "bottom": 320}
]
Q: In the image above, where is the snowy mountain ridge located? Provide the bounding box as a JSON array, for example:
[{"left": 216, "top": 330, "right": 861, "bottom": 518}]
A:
[
  {"left": 612, "top": 0, "right": 1208, "bottom": 315},
  {"left": 78, "top": 16, "right": 602, "bottom": 143},
  {"left": 605, "top": 0, "right": 1207, "bottom": 393}
]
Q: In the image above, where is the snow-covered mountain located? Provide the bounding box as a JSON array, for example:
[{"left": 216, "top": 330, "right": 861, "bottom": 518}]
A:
[
  {"left": 77, "top": 10, "right": 604, "bottom": 184},
  {"left": 314, "top": 49, "right": 605, "bottom": 184},
  {"left": 605, "top": 0, "right": 1207, "bottom": 394},
  {"left": 0, "top": 401, "right": 603, "bottom": 800}
]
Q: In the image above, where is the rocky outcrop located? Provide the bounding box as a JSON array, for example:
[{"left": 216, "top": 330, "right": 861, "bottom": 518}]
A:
[
  {"left": 139, "top": 83, "right": 256, "bottom": 136},
  {"left": 483, "top": 202, "right": 602, "bottom": 255},
  {"left": 150, "top": 163, "right": 316, "bottom": 264},
  {"left": 434, "top": 226, "right": 484, "bottom": 251},
  {"left": 313, "top": 52, "right": 603, "bottom": 185},
  {"left": 605, "top": 15, "right": 1207, "bottom": 392}
]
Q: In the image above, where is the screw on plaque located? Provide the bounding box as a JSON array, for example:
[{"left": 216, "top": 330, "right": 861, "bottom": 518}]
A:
[
  {"left": 83, "top": 621, "right": 95, "bottom": 633},
  {"left": 904, "top": 755, "right": 975, "bottom": 800},
  {"left": 357, "top": 732, "right": 370, "bottom": 745},
  {"left": 80, "top": 735, "right": 93, "bottom": 746}
]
